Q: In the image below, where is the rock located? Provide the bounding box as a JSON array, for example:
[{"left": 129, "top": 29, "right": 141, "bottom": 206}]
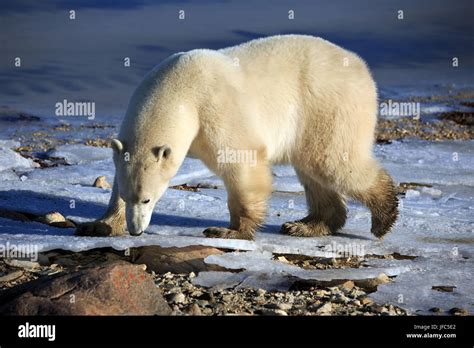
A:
[
  {"left": 354, "top": 273, "right": 390, "bottom": 291},
  {"left": 93, "top": 176, "right": 112, "bottom": 189},
  {"left": 361, "top": 297, "right": 374, "bottom": 306},
  {"left": 264, "top": 302, "right": 293, "bottom": 311},
  {"left": 315, "top": 302, "right": 333, "bottom": 314},
  {"left": 274, "top": 309, "right": 288, "bottom": 316},
  {"left": 132, "top": 245, "right": 225, "bottom": 274},
  {"left": 334, "top": 293, "right": 350, "bottom": 304},
  {"left": 185, "top": 303, "right": 202, "bottom": 315},
  {"left": 432, "top": 285, "right": 456, "bottom": 292},
  {"left": 449, "top": 307, "right": 468, "bottom": 316},
  {"left": 373, "top": 305, "right": 389, "bottom": 314},
  {"left": 340, "top": 280, "right": 354, "bottom": 292},
  {"left": 38, "top": 211, "right": 75, "bottom": 228},
  {"left": 259, "top": 309, "right": 288, "bottom": 316},
  {"left": 4, "top": 259, "right": 40, "bottom": 269},
  {"left": 42, "top": 211, "right": 66, "bottom": 224},
  {"left": 0, "top": 208, "right": 30, "bottom": 222},
  {"left": 256, "top": 288, "right": 266, "bottom": 296},
  {"left": 197, "top": 292, "right": 215, "bottom": 303},
  {"left": 429, "top": 307, "right": 441, "bottom": 313},
  {"left": 37, "top": 254, "right": 50, "bottom": 266},
  {"left": 168, "top": 292, "right": 186, "bottom": 304},
  {"left": 0, "top": 270, "right": 24, "bottom": 283},
  {"left": 0, "top": 261, "right": 171, "bottom": 315},
  {"left": 222, "top": 294, "right": 234, "bottom": 302}
]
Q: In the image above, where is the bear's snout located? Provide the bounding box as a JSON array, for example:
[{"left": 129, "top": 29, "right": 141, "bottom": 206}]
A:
[{"left": 126, "top": 205, "right": 152, "bottom": 237}]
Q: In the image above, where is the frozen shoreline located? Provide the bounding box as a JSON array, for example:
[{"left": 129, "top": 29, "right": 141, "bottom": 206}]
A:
[{"left": 0, "top": 137, "right": 472, "bottom": 314}]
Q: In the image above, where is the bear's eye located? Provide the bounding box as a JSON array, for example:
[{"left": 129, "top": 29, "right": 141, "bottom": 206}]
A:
[{"left": 142, "top": 199, "right": 151, "bottom": 204}]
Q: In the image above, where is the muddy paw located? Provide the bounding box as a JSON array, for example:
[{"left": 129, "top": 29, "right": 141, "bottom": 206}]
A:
[
  {"left": 280, "top": 221, "right": 331, "bottom": 237},
  {"left": 203, "top": 227, "right": 253, "bottom": 240},
  {"left": 75, "top": 220, "right": 126, "bottom": 237}
]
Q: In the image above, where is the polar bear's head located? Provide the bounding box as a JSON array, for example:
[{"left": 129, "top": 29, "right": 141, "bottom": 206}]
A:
[{"left": 111, "top": 139, "right": 174, "bottom": 236}]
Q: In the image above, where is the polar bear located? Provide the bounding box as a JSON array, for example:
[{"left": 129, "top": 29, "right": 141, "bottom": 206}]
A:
[{"left": 77, "top": 35, "right": 398, "bottom": 240}]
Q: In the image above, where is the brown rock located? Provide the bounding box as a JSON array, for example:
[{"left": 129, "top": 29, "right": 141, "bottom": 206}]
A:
[
  {"left": 354, "top": 273, "right": 390, "bottom": 291},
  {"left": 0, "top": 270, "right": 24, "bottom": 283},
  {"left": 449, "top": 307, "right": 468, "bottom": 316},
  {"left": 361, "top": 297, "right": 374, "bottom": 306},
  {"left": 37, "top": 211, "right": 76, "bottom": 228},
  {"left": 340, "top": 280, "right": 355, "bottom": 291},
  {"left": 185, "top": 303, "right": 202, "bottom": 315},
  {"left": 132, "top": 245, "right": 226, "bottom": 274},
  {"left": 0, "top": 261, "right": 171, "bottom": 315},
  {"left": 93, "top": 176, "right": 112, "bottom": 189},
  {"left": 42, "top": 211, "right": 66, "bottom": 224}
]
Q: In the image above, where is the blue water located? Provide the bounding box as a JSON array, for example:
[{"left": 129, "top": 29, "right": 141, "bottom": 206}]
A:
[{"left": 0, "top": 0, "right": 472, "bottom": 123}]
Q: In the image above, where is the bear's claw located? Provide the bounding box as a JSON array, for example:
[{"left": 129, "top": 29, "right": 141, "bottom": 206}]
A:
[
  {"left": 280, "top": 221, "right": 331, "bottom": 237},
  {"left": 203, "top": 227, "right": 253, "bottom": 240},
  {"left": 75, "top": 220, "right": 126, "bottom": 237}
]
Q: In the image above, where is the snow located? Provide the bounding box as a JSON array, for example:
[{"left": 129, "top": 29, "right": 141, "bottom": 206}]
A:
[
  {"left": 48, "top": 144, "right": 112, "bottom": 165},
  {"left": 0, "top": 139, "right": 473, "bottom": 314},
  {"left": 0, "top": 140, "right": 38, "bottom": 174}
]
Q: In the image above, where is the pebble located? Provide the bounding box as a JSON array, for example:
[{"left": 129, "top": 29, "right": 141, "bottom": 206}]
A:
[
  {"left": 168, "top": 292, "right": 186, "bottom": 304},
  {"left": 340, "top": 280, "right": 354, "bottom": 292},
  {"left": 42, "top": 211, "right": 66, "bottom": 223},
  {"left": 222, "top": 294, "right": 233, "bottom": 302},
  {"left": 256, "top": 288, "right": 266, "bottom": 296},
  {"left": 4, "top": 259, "right": 40, "bottom": 269},
  {"left": 93, "top": 176, "right": 112, "bottom": 189},
  {"left": 264, "top": 303, "right": 293, "bottom": 311},
  {"left": 361, "top": 297, "right": 374, "bottom": 306},
  {"left": 0, "top": 270, "right": 24, "bottom": 283},
  {"left": 449, "top": 307, "right": 468, "bottom": 316},
  {"left": 185, "top": 303, "right": 202, "bottom": 315},
  {"left": 260, "top": 309, "right": 288, "bottom": 316},
  {"left": 315, "top": 302, "right": 333, "bottom": 314}
]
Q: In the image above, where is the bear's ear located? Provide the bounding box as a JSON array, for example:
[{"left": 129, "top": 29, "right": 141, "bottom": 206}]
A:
[
  {"left": 152, "top": 145, "right": 172, "bottom": 161},
  {"left": 111, "top": 139, "right": 124, "bottom": 154}
]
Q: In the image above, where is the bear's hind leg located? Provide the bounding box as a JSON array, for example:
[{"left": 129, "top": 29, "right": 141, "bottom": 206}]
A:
[
  {"left": 203, "top": 158, "right": 272, "bottom": 241},
  {"left": 350, "top": 167, "right": 398, "bottom": 238},
  {"left": 76, "top": 178, "right": 127, "bottom": 237},
  {"left": 281, "top": 172, "right": 347, "bottom": 237}
]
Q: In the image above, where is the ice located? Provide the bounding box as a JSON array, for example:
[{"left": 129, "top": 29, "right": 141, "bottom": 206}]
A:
[
  {"left": 0, "top": 139, "right": 473, "bottom": 313},
  {"left": 376, "top": 140, "right": 474, "bottom": 186},
  {"left": 420, "top": 187, "right": 443, "bottom": 198},
  {"left": 405, "top": 189, "right": 421, "bottom": 200},
  {"left": 0, "top": 140, "right": 38, "bottom": 173},
  {"left": 368, "top": 257, "right": 474, "bottom": 314},
  {"left": 193, "top": 250, "right": 411, "bottom": 291},
  {"left": 48, "top": 144, "right": 112, "bottom": 165}
]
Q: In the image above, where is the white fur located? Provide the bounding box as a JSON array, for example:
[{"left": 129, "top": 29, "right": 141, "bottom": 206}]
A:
[{"left": 83, "top": 35, "right": 392, "bottom": 238}]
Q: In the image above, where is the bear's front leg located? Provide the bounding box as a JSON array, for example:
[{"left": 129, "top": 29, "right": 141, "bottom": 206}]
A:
[
  {"left": 76, "top": 178, "right": 127, "bottom": 237},
  {"left": 203, "top": 159, "right": 272, "bottom": 241}
]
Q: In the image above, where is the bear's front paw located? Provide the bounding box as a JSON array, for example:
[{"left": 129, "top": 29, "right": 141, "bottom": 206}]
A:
[
  {"left": 203, "top": 227, "right": 253, "bottom": 240},
  {"left": 280, "top": 221, "right": 331, "bottom": 237},
  {"left": 75, "top": 219, "right": 126, "bottom": 237}
]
